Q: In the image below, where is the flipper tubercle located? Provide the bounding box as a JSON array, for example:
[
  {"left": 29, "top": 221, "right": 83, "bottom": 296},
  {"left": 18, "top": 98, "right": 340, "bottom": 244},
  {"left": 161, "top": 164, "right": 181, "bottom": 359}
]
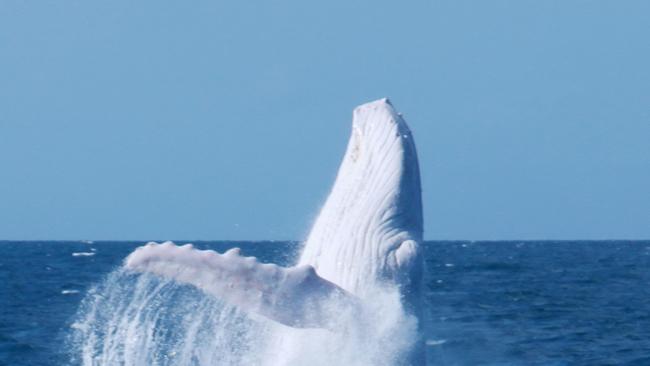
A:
[{"left": 125, "top": 242, "right": 356, "bottom": 329}]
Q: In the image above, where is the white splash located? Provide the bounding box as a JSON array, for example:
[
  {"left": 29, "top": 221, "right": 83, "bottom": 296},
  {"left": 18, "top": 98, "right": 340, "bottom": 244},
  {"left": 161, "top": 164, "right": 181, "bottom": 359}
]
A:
[{"left": 70, "top": 98, "right": 425, "bottom": 365}]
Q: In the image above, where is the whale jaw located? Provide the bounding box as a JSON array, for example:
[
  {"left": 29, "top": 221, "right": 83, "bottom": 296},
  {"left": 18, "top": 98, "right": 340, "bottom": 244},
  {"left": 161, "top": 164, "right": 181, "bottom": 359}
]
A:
[{"left": 299, "top": 98, "right": 423, "bottom": 297}]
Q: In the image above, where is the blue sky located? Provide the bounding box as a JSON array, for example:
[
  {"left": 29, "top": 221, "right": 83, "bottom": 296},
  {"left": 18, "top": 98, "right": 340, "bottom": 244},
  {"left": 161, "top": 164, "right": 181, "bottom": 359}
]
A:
[{"left": 1, "top": 1, "right": 648, "bottom": 240}]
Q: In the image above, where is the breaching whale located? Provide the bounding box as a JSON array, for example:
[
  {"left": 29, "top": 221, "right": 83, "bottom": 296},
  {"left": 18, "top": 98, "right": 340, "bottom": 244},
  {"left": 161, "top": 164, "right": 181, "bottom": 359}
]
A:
[{"left": 125, "top": 98, "right": 424, "bottom": 365}]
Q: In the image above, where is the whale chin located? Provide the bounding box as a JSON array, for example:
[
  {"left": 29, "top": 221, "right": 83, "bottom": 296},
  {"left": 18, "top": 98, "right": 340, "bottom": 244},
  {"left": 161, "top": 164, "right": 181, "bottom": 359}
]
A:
[{"left": 124, "top": 98, "right": 423, "bottom": 342}]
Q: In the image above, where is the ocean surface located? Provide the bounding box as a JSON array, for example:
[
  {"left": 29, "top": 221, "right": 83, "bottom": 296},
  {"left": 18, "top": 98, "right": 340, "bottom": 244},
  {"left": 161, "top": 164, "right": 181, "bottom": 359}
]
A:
[{"left": 1, "top": 240, "right": 649, "bottom": 366}]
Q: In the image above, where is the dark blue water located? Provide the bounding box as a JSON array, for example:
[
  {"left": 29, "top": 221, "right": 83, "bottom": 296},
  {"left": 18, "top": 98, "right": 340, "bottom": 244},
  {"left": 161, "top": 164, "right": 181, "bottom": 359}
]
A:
[{"left": 1, "top": 241, "right": 649, "bottom": 365}]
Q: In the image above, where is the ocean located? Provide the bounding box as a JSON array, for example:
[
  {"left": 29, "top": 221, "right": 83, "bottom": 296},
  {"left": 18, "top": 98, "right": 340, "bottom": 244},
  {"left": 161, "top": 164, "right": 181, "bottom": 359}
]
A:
[{"left": 1, "top": 240, "right": 649, "bottom": 366}]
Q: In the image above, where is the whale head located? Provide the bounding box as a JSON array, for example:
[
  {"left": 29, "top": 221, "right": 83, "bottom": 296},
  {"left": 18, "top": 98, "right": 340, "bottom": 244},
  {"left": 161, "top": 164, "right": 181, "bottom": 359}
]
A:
[{"left": 299, "top": 98, "right": 423, "bottom": 299}]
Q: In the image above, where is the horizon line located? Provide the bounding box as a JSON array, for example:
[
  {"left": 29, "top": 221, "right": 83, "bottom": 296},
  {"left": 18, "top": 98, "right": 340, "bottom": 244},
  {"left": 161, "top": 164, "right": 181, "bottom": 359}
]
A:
[{"left": 1, "top": 238, "right": 649, "bottom": 243}]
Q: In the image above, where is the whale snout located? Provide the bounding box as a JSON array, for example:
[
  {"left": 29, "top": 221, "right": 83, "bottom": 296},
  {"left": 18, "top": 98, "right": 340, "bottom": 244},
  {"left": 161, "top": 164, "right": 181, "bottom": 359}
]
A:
[{"left": 352, "top": 98, "right": 412, "bottom": 143}]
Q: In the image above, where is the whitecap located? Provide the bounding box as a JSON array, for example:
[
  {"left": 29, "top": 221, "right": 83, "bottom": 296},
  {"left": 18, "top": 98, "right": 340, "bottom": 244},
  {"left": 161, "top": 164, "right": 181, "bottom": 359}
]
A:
[
  {"left": 72, "top": 252, "right": 95, "bottom": 257},
  {"left": 426, "top": 339, "right": 447, "bottom": 346}
]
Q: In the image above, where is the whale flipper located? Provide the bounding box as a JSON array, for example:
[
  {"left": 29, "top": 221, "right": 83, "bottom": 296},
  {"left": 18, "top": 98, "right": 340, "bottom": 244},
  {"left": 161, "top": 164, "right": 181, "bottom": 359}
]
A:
[{"left": 125, "top": 241, "right": 354, "bottom": 328}]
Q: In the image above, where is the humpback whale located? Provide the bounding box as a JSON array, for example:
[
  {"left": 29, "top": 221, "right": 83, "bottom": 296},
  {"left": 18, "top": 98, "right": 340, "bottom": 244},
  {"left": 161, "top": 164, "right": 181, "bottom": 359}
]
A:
[{"left": 124, "top": 98, "right": 424, "bottom": 365}]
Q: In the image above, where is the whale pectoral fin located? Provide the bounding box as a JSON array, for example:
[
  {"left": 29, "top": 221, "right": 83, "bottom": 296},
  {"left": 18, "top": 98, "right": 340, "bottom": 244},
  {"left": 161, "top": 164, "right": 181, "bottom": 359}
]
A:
[
  {"left": 394, "top": 240, "right": 419, "bottom": 271},
  {"left": 124, "top": 242, "right": 355, "bottom": 329},
  {"left": 390, "top": 240, "right": 422, "bottom": 287}
]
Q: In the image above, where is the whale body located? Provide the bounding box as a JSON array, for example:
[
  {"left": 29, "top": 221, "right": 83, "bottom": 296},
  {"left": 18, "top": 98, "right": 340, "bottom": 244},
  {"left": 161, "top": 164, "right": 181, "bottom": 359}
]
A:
[{"left": 124, "top": 98, "right": 424, "bottom": 365}]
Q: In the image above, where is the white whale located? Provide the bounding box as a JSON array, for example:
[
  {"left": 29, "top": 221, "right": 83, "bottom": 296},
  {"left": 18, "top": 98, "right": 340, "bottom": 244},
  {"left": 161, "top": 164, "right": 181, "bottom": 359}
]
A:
[{"left": 125, "top": 98, "right": 424, "bottom": 365}]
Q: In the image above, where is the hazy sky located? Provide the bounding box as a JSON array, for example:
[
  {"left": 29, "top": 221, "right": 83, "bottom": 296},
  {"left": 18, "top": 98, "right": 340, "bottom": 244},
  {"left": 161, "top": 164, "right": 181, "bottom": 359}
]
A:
[{"left": 1, "top": 1, "right": 648, "bottom": 240}]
